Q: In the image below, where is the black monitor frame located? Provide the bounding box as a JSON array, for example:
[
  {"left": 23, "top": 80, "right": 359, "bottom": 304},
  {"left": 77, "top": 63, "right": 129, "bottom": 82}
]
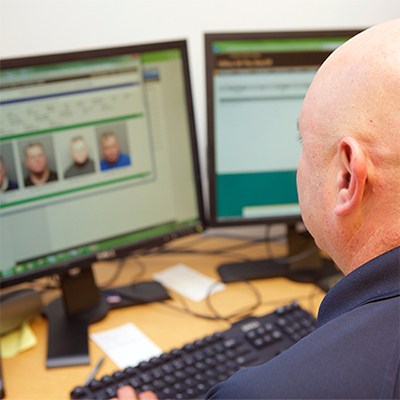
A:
[
  {"left": 205, "top": 29, "right": 362, "bottom": 228},
  {"left": 205, "top": 29, "right": 363, "bottom": 288},
  {"left": 0, "top": 40, "right": 205, "bottom": 367},
  {"left": 1, "top": 39, "right": 205, "bottom": 288}
]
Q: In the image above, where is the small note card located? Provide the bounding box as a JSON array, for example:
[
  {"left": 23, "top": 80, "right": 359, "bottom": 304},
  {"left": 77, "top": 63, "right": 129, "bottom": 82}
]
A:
[
  {"left": 90, "top": 323, "right": 162, "bottom": 369},
  {"left": 153, "top": 263, "right": 226, "bottom": 302}
]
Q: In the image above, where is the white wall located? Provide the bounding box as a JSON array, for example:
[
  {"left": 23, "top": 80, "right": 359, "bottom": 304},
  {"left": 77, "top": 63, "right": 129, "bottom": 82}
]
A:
[{"left": 1, "top": 0, "right": 399, "bottom": 213}]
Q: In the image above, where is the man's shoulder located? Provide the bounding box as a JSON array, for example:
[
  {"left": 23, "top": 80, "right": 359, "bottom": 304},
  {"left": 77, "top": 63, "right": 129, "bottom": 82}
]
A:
[
  {"left": 207, "top": 296, "right": 400, "bottom": 399},
  {"left": 100, "top": 159, "right": 110, "bottom": 170},
  {"left": 48, "top": 170, "right": 58, "bottom": 181},
  {"left": 65, "top": 160, "right": 95, "bottom": 177},
  {"left": 24, "top": 176, "right": 33, "bottom": 187},
  {"left": 118, "top": 153, "right": 131, "bottom": 164},
  {"left": 7, "top": 180, "right": 19, "bottom": 190},
  {"left": 64, "top": 163, "right": 77, "bottom": 178}
]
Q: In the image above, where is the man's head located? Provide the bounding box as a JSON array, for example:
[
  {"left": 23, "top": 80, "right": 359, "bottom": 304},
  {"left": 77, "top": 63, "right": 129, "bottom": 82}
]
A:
[
  {"left": 71, "top": 136, "right": 89, "bottom": 165},
  {"left": 25, "top": 142, "right": 48, "bottom": 175},
  {"left": 297, "top": 19, "right": 400, "bottom": 274},
  {"left": 0, "top": 156, "right": 6, "bottom": 187},
  {"left": 100, "top": 132, "right": 120, "bottom": 164}
]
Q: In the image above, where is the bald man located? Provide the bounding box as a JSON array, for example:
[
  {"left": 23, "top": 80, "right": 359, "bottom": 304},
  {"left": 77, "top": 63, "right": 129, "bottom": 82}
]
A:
[
  {"left": 64, "top": 136, "right": 95, "bottom": 179},
  {"left": 112, "top": 19, "right": 400, "bottom": 400}
]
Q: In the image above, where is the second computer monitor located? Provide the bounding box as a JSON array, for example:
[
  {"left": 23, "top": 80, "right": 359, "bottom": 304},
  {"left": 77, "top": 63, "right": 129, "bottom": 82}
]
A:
[{"left": 206, "top": 30, "right": 361, "bottom": 227}]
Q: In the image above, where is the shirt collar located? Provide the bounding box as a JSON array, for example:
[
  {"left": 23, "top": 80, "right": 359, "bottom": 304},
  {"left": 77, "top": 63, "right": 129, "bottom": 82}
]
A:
[{"left": 318, "top": 246, "right": 400, "bottom": 327}]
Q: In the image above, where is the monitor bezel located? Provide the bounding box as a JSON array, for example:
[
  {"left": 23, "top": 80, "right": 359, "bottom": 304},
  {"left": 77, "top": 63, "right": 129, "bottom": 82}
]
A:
[
  {"left": 205, "top": 29, "right": 363, "bottom": 228},
  {"left": 0, "top": 39, "right": 205, "bottom": 289}
]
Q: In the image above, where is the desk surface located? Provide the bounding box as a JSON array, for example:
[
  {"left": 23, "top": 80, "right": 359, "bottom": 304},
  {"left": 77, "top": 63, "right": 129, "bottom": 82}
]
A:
[{"left": 1, "top": 234, "right": 327, "bottom": 400}]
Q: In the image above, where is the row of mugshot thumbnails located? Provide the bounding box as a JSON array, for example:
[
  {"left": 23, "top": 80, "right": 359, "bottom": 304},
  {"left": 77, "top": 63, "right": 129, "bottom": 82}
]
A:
[{"left": 0, "top": 124, "right": 133, "bottom": 193}]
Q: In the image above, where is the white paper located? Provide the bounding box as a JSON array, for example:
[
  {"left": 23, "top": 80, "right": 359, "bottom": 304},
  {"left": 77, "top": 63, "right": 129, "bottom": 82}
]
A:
[
  {"left": 153, "top": 263, "right": 226, "bottom": 302},
  {"left": 90, "top": 323, "right": 162, "bottom": 369}
]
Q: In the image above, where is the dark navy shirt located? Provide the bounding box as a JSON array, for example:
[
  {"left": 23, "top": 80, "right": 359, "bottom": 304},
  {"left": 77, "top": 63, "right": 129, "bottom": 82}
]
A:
[{"left": 207, "top": 247, "right": 400, "bottom": 399}]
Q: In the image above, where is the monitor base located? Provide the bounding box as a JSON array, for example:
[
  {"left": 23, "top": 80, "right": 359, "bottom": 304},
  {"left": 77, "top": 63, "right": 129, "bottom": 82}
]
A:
[
  {"left": 217, "top": 257, "right": 343, "bottom": 291},
  {"left": 217, "top": 224, "right": 343, "bottom": 292},
  {"left": 45, "top": 295, "right": 109, "bottom": 369}
]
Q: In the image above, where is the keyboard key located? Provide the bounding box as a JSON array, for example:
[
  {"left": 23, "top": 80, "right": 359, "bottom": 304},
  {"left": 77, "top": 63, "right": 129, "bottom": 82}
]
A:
[
  {"left": 196, "top": 383, "right": 208, "bottom": 392},
  {"left": 204, "top": 347, "right": 216, "bottom": 357},
  {"left": 173, "top": 382, "right": 184, "bottom": 391},
  {"left": 88, "top": 379, "right": 102, "bottom": 390},
  {"left": 236, "top": 353, "right": 259, "bottom": 366},
  {"left": 128, "top": 377, "right": 142, "bottom": 387},
  {"left": 93, "top": 392, "right": 109, "bottom": 400},
  {"left": 71, "top": 386, "right": 90, "bottom": 399},
  {"left": 161, "top": 387, "right": 174, "bottom": 397},
  {"left": 174, "top": 370, "right": 187, "bottom": 380},
  {"left": 141, "top": 384, "right": 155, "bottom": 392},
  {"left": 105, "top": 386, "right": 118, "bottom": 398},
  {"left": 185, "top": 387, "right": 198, "bottom": 397},
  {"left": 184, "top": 377, "right": 196, "bottom": 387},
  {"left": 215, "top": 353, "right": 227, "bottom": 363},
  {"left": 193, "top": 351, "right": 205, "bottom": 361},
  {"left": 172, "top": 360, "right": 184, "bottom": 370},
  {"left": 194, "top": 373, "right": 205, "bottom": 381},
  {"left": 253, "top": 337, "right": 265, "bottom": 348},
  {"left": 264, "top": 323, "right": 274, "bottom": 332},
  {"left": 100, "top": 375, "right": 114, "bottom": 385},
  {"left": 153, "top": 380, "right": 164, "bottom": 389},
  {"left": 213, "top": 343, "right": 224, "bottom": 353},
  {"left": 204, "top": 369, "right": 216, "bottom": 378},
  {"left": 223, "top": 338, "right": 238, "bottom": 348},
  {"left": 124, "top": 367, "right": 136, "bottom": 375},
  {"left": 256, "top": 326, "right": 266, "bottom": 336},
  {"left": 163, "top": 375, "right": 176, "bottom": 385},
  {"left": 245, "top": 330, "right": 257, "bottom": 340},
  {"left": 272, "top": 330, "right": 283, "bottom": 340},
  {"left": 161, "top": 364, "right": 174, "bottom": 374}
]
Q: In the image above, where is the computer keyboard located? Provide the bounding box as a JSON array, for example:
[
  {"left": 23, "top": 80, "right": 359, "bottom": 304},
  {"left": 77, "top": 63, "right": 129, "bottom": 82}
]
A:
[{"left": 70, "top": 302, "right": 317, "bottom": 400}]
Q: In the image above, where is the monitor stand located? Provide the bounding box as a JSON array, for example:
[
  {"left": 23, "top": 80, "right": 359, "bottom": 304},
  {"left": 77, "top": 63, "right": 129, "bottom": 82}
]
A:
[
  {"left": 217, "top": 224, "right": 343, "bottom": 291},
  {"left": 44, "top": 265, "right": 109, "bottom": 369},
  {"left": 43, "top": 264, "right": 171, "bottom": 368}
]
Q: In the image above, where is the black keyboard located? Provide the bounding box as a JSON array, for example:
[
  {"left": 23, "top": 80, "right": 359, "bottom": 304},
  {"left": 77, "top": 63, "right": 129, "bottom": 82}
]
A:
[{"left": 70, "top": 302, "right": 317, "bottom": 400}]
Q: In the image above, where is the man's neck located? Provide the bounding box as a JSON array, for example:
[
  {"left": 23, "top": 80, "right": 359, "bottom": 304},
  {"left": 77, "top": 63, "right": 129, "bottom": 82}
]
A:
[
  {"left": 335, "top": 222, "right": 400, "bottom": 275},
  {"left": 30, "top": 169, "right": 50, "bottom": 185},
  {"left": 105, "top": 153, "right": 121, "bottom": 166},
  {"left": 75, "top": 158, "right": 89, "bottom": 167}
]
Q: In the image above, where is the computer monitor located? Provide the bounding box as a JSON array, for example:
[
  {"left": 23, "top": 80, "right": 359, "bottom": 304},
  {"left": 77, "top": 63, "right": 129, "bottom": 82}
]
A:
[
  {"left": 205, "top": 29, "right": 362, "bottom": 286},
  {"left": 0, "top": 40, "right": 204, "bottom": 366}
]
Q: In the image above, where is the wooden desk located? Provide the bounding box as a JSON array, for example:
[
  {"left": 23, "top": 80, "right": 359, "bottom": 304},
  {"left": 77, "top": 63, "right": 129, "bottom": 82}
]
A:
[{"left": 1, "top": 234, "right": 327, "bottom": 400}]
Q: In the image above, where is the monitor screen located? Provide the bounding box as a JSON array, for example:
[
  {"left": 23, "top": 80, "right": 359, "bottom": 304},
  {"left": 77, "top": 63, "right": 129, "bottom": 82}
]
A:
[
  {"left": 206, "top": 30, "right": 361, "bottom": 227},
  {"left": 0, "top": 40, "right": 204, "bottom": 288}
]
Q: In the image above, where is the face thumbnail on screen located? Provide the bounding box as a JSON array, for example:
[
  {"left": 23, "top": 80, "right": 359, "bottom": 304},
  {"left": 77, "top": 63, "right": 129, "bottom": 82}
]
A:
[
  {"left": 0, "top": 44, "right": 202, "bottom": 279},
  {"left": 207, "top": 33, "right": 355, "bottom": 225}
]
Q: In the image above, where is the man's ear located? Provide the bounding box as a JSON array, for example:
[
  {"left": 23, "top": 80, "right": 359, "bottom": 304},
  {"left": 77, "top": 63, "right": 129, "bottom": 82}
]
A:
[{"left": 334, "top": 137, "right": 367, "bottom": 216}]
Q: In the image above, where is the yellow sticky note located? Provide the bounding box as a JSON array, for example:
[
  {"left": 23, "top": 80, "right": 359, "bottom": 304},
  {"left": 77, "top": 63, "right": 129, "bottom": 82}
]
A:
[{"left": 0, "top": 321, "right": 37, "bottom": 358}]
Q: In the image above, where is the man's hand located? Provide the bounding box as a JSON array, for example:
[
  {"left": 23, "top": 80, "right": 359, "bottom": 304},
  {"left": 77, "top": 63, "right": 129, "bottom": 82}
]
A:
[{"left": 111, "top": 386, "right": 158, "bottom": 400}]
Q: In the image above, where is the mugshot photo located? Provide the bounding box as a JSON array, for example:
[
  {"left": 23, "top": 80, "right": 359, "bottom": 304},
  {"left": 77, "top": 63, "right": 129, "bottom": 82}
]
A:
[
  {"left": 57, "top": 131, "right": 97, "bottom": 179},
  {"left": 18, "top": 136, "right": 59, "bottom": 187},
  {"left": 0, "top": 143, "right": 19, "bottom": 192},
  {"left": 95, "top": 123, "right": 132, "bottom": 171}
]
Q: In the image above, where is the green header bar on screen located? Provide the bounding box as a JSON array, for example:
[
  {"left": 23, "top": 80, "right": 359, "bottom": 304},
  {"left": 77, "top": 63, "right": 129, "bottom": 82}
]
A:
[
  {"left": 142, "top": 49, "right": 182, "bottom": 64},
  {"left": 212, "top": 37, "right": 351, "bottom": 54}
]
